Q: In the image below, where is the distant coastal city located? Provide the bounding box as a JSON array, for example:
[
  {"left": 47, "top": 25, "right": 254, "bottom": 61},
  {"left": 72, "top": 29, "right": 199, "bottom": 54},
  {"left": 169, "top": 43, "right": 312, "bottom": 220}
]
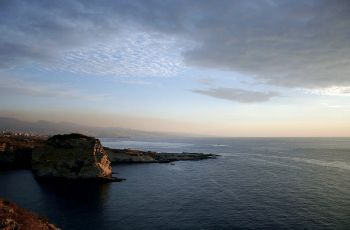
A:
[{"left": 1, "top": 131, "right": 45, "bottom": 138}]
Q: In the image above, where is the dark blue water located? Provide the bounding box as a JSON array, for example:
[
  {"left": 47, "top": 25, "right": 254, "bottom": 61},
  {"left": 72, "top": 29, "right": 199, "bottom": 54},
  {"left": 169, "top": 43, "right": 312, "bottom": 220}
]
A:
[{"left": 1, "top": 138, "right": 350, "bottom": 229}]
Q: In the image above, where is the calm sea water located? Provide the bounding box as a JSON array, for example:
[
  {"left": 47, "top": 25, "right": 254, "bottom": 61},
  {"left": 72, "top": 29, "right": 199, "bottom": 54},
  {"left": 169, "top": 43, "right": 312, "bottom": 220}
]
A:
[{"left": 1, "top": 137, "right": 350, "bottom": 229}]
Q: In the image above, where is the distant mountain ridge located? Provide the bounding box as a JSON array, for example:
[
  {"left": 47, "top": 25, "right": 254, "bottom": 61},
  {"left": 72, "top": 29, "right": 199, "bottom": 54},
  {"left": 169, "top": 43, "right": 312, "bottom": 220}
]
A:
[{"left": 0, "top": 117, "right": 186, "bottom": 138}]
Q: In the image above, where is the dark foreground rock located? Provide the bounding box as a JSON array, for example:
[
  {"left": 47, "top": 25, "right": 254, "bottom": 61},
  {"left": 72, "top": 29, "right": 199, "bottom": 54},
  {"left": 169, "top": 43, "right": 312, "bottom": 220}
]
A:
[
  {"left": 105, "top": 147, "right": 217, "bottom": 164},
  {"left": 0, "top": 198, "right": 60, "bottom": 230},
  {"left": 32, "top": 133, "right": 116, "bottom": 181},
  {"left": 0, "top": 135, "right": 45, "bottom": 170}
]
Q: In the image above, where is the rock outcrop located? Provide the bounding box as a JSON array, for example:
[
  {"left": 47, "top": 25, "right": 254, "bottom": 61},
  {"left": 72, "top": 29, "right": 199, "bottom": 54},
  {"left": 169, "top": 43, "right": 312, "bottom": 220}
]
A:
[
  {"left": 1, "top": 132, "right": 217, "bottom": 181},
  {"left": 0, "top": 135, "right": 45, "bottom": 170},
  {"left": 0, "top": 198, "right": 60, "bottom": 230},
  {"left": 32, "top": 133, "right": 114, "bottom": 181},
  {"left": 105, "top": 148, "right": 158, "bottom": 163},
  {"left": 105, "top": 147, "right": 217, "bottom": 164}
]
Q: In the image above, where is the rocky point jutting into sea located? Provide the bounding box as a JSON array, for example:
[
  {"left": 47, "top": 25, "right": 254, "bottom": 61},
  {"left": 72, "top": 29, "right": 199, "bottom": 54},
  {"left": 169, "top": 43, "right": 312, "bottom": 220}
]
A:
[
  {"left": 31, "top": 133, "right": 116, "bottom": 182},
  {"left": 0, "top": 132, "right": 217, "bottom": 229},
  {"left": 105, "top": 147, "right": 217, "bottom": 163},
  {"left": 0, "top": 132, "right": 217, "bottom": 180}
]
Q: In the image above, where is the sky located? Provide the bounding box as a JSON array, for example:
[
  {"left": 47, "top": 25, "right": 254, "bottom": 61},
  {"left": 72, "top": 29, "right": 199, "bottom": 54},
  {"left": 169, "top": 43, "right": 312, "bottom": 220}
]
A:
[{"left": 1, "top": 0, "right": 350, "bottom": 137}]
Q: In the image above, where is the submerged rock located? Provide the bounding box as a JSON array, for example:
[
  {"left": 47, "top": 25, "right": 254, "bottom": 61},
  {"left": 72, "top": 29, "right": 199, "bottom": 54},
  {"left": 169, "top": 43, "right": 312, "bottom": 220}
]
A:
[
  {"left": 0, "top": 198, "right": 60, "bottom": 230},
  {"left": 32, "top": 133, "right": 113, "bottom": 181}
]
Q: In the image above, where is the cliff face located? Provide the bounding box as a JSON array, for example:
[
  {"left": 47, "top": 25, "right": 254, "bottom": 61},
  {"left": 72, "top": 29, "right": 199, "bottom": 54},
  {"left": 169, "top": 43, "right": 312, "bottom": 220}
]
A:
[
  {"left": 32, "top": 134, "right": 112, "bottom": 180},
  {"left": 0, "top": 198, "right": 60, "bottom": 230}
]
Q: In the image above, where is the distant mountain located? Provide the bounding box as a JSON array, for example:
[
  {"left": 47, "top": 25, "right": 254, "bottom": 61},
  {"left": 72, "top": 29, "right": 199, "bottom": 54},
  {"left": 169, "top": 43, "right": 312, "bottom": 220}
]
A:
[{"left": 0, "top": 117, "right": 186, "bottom": 138}]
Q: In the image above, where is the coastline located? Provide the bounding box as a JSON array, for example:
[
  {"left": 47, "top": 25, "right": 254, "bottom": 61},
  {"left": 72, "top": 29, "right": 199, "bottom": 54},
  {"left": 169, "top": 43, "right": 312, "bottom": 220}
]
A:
[{"left": 0, "top": 133, "right": 217, "bottom": 173}]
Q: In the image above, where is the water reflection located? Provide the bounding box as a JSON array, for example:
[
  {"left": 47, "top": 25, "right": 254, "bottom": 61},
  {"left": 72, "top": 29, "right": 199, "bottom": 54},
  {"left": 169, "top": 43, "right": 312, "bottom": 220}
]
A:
[{"left": 35, "top": 179, "right": 111, "bottom": 229}]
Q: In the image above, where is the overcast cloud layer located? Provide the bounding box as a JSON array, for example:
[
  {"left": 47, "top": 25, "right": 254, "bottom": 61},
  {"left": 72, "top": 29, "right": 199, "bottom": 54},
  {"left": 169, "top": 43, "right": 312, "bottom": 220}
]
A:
[{"left": 1, "top": 0, "right": 350, "bottom": 88}]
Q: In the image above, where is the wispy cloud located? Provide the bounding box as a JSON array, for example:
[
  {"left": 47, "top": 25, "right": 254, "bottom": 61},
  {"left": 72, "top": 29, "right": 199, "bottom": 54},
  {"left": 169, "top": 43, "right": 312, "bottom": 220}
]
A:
[
  {"left": 192, "top": 87, "right": 279, "bottom": 103},
  {"left": 197, "top": 78, "right": 216, "bottom": 86},
  {"left": 0, "top": 75, "right": 110, "bottom": 101}
]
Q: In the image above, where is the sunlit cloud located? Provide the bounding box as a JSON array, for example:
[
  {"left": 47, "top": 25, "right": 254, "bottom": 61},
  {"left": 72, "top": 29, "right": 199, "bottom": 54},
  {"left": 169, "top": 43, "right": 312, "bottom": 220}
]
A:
[{"left": 305, "top": 86, "right": 350, "bottom": 96}]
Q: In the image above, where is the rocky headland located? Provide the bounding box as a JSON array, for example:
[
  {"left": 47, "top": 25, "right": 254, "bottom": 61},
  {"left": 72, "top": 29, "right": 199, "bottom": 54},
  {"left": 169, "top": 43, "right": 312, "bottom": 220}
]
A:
[
  {"left": 0, "top": 198, "right": 60, "bottom": 230},
  {"left": 31, "top": 133, "right": 117, "bottom": 182},
  {"left": 105, "top": 148, "right": 217, "bottom": 163},
  {"left": 0, "top": 133, "right": 217, "bottom": 181}
]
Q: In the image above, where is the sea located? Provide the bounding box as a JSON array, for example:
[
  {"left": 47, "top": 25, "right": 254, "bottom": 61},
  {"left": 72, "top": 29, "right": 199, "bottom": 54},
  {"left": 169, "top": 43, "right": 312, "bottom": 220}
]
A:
[{"left": 1, "top": 137, "right": 350, "bottom": 229}]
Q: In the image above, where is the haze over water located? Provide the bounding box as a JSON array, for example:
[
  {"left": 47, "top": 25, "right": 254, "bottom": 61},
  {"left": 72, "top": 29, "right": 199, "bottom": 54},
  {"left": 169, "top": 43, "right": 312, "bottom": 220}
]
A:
[{"left": 1, "top": 137, "right": 350, "bottom": 229}]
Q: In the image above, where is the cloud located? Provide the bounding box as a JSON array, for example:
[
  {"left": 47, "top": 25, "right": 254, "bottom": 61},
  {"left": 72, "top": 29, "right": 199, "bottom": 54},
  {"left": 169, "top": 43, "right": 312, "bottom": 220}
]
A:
[
  {"left": 197, "top": 78, "right": 216, "bottom": 85},
  {"left": 0, "top": 0, "right": 191, "bottom": 77},
  {"left": 39, "top": 31, "right": 189, "bottom": 77},
  {"left": 0, "top": 0, "right": 124, "bottom": 67},
  {"left": 2, "top": 0, "right": 350, "bottom": 87},
  {"left": 181, "top": 1, "right": 350, "bottom": 88},
  {"left": 0, "top": 76, "right": 80, "bottom": 98},
  {"left": 306, "top": 86, "right": 350, "bottom": 96},
  {"left": 192, "top": 87, "right": 279, "bottom": 103},
  {"left": 0, "top": 75, "right": 111, "bottom": 101}
]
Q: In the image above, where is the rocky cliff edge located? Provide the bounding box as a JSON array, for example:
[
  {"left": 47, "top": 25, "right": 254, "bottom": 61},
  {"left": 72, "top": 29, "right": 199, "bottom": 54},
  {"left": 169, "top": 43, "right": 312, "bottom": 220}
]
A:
[{"left": 32, "top": 133, "right": 114, "bottom": 181}]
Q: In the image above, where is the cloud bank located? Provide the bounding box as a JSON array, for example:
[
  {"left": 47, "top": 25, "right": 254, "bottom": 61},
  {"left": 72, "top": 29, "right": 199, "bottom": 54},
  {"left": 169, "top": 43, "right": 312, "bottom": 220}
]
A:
[
  {"left": 192, "top": 88, "right": 279, "bottom": 103},
  {"left": 1, "top": 0, "right": 350, "bottom": 87}
]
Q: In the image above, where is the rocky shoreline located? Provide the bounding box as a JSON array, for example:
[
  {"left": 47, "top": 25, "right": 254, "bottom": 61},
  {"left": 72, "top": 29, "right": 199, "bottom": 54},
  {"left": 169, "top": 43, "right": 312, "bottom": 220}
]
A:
[
  {"left": 105, "top": 147, "right": 217, "bottom": 163},
  {"left": 0, "top": 133, "right": 218, "bottom": 181},
  {"left": 0, "top": 198, "right": 60, "bottom": 230},
  {"left": 0, "top": 133, "right": 217, "bottom": 229}
]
